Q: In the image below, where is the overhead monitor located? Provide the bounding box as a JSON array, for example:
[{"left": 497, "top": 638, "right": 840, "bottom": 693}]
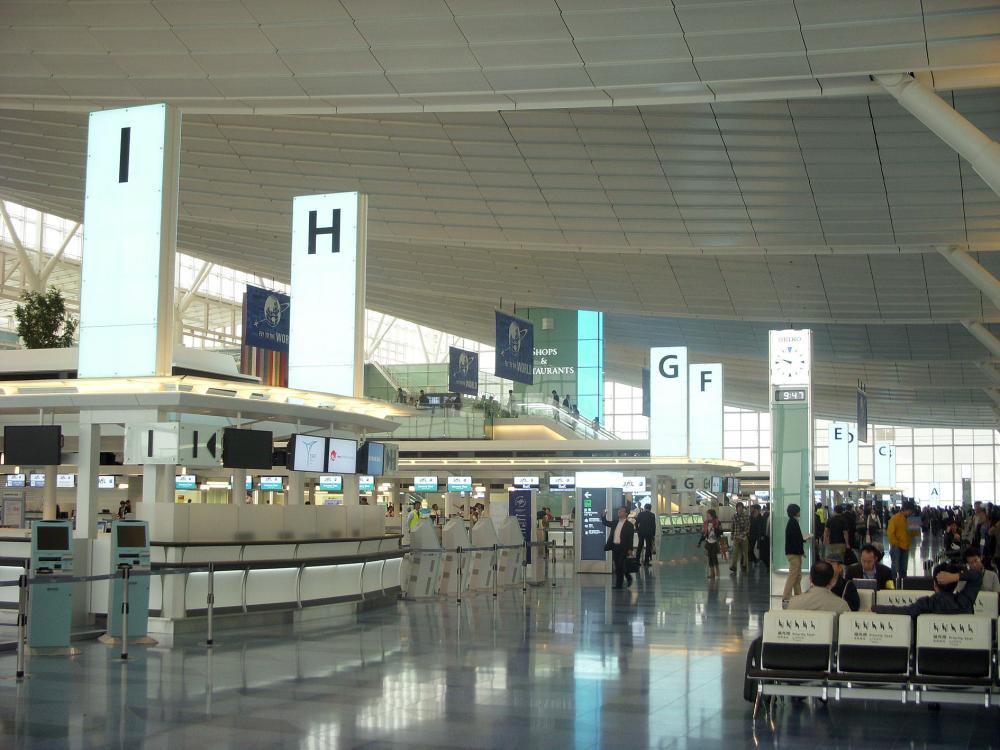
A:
[
  {"left": 326, "top": 437, "right": 358, "bottom": 474},
  {"left": 357, "top": 441, "right": 385, "bottom": 476},
  {"left": 414, "top": 476, "right": 438, "bottom": 492},
  {"left": 358, "top": 475, "right": 375, "bottom": 493},
  {"left": 36, "top": 525, "right": 69, "bottom": 551},
  {"left": 447, "top": 476, "right": 472, "bottom": 492},
  {"left": 6, "top": 474, "right": 25, "bottom": 488},
  {"left": 3, "top": 425, "right": 62, "bottom": 466},
  {"left": 549, "top": 475, "right": 576, "bottom": 492},
  {"left": 97, "top": 475, "right": 116, "bottom": 489},
  {"left": 710, "top": 476, "right": 724, "bottom": 493},
  {"left": 29, "top": 473, "right": 45, "bottom": 488},
  {"left": 56, "top": 474, "right": 75, "bottom": 488},
  {"left": 222, "top": 428, "right": 274, "bottom": 470},
  {"left": 287, "top": 434, "right": 327, "bottom": 473},
  {"left": 319, "top": 475, "right": 343, "bottom": 492},
  {"left": 175, "top": 475, "right": 197, "bottom": 490},
  {"left": 116, "top": 524, "right": 147, "bottom": 549},
  {"left": 259, "top": 476, "right": 284, "bottom": 491},
  {"left": 513, "top": 475, "right": 539, "bottom": 490}
]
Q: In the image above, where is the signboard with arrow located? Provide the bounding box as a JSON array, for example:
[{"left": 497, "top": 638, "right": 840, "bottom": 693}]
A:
[{"left": 124, "top": 422, "right": 224, "bottom": 467}]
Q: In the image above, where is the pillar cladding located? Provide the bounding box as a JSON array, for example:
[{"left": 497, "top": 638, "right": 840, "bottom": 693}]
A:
[
  {"left": 78, "top": 104, "right": 180, "bottom": 377},
  {"left": 288, "top": 193, "right": 368, "bottom": 397}
]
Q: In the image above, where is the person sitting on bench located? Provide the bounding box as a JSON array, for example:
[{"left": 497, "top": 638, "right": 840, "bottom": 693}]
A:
[{"left": 872, "top": 562, "right": 982, "bottom": 617}]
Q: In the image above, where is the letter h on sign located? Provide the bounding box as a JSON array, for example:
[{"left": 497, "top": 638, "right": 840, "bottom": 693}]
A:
[{"left": 308, "top": 210, "right": 341, "bottom": 254}]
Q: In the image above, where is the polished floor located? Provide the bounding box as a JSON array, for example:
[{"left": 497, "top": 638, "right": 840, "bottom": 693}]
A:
[{"left": 0, "top": 547, "right": 997, "bottom": 749}]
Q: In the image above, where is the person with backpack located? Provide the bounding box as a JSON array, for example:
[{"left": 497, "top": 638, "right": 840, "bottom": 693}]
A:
[{"left": 699, "top": 509, "right": 722, "bottom": 579}]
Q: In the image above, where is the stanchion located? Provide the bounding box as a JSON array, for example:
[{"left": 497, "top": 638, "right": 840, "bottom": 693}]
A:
[
  {"left": 551, "top": 542, "right": 557, "bottom": 587},
  {"left": 15, "top": 573, "right": 27, "bottom": 679},
  {"left": 522, "top": 541, "right": 528, "bottom": 593},
  {"left": 119, "top": 564, "right": 130, "bottom": 661},
  {"left": 492, "top": 544, "right": 498, "bottom": 598},
  {"left": 206, "top": 562, "right": 215, "bottom": 646},
  {"left": 456, "top": 547, "right": 463, "bottom": 605}
]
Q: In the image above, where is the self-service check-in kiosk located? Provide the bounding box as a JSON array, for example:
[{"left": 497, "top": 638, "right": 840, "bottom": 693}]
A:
[
  {"left": 28, "top": 520, "right": 74, "bottom": 649},
  {"left": 107, "top": 520, "right": 151, "bottom": 640}
]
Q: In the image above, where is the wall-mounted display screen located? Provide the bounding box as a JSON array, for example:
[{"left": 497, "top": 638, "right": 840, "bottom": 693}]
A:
[
  {"left": 710, "top": 476, "right": 724, "bottom": 493},
  {"left": 116, "top": 524, "right": 147, "bottom": 548},
  {"left": 357, "top": 441, "right": 384, "bottom": 476},
  {"left": 97, "top": 475, "right": 116, "bottom": 489},
  {"left": 319, "top": 475, "right": 343, "bottom": 492},
  {"left": 326, "top": 437, "right": 358, "bottom": 474},
  {"left": 29, "top": 473, "right": 45, "bottom": 488},
  {"left": 414, "top": 476, "right": 438, "bottom": 492},
  {"left": 6, "top": 474, "right": 25, "bottom": 488},
  {"left": 175, "top": 475, "right": 197, "bottom": 490},
  {"left": 287, "top": 434, "right": 327, "bottom": 473},
  {"left": 358, "top": 475, "right": 375, "bottom": 493},
  {"left": 3, "top": 425, "right": 62, "bottom": 466},
  {"left": 259, "top": 476, "right": 284, "bottom": 491},
  {"left": 56, "top": 474, "right": 75, "bottom": 488},
  {"left": 447, "top": 476, "right": 472, "bottom": 492},
  {"left": 513, "top": 475, "right": 539, "bottom": 489},
  {"left": 222, "top": 428, "right": 274, "bottom": 470},
  {"left": 36, "top": 524, "right": 69, "bottom": 551},
  {"left": 549, "top": 476, "right": 575, "bottom": 492}
]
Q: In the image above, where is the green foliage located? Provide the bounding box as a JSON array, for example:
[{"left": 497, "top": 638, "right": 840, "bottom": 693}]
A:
[{"left": 13, "top": 286, "right": 77, "bottom": 349}]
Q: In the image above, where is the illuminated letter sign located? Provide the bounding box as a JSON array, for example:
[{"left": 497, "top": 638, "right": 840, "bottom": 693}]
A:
[
  {"left": 689, "top": 363, "right": 723, "bottom": 459},
  {"left": 649, "top": 347, "right": 688, "bottom": 456}
]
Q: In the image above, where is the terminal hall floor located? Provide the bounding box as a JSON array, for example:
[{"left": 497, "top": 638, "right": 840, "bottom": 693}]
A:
[{"left": 0, "top": 555, "right": 997, "bottom": 749}]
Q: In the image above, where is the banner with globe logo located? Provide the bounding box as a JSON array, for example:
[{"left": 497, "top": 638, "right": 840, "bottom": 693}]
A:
[
  {"left": 448, "top": 346, "right": 479, "bottom": 396},
  {"left": 495, "top": 310, "right": 533, "bottom": 385},
  {"left": 244, "top": 285, "right": 290, "bottom": 353}
]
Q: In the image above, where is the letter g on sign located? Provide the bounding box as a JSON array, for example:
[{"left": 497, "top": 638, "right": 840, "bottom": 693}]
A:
[{"left": 658, "top": 355, "right": 678, "bottom": 378}]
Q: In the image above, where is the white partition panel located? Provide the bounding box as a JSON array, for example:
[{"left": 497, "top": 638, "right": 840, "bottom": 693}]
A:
[
  {"left": 316, "top": 506, "right": 348, "bottom": 538},
  {"left": 361, "top": 560, "right": 384, "bottom": 594},
  {"left": 362, "top": 506, "right": 384, "bottom": 536},
  {"left": 296, "top": 542, "right": 348, "bottom": 559},
  {"left": 0, "top": 565, "right": 24, "bottom": 605},
  {"left": 382, "top": 557, "right": 402, "bottom": 590},
  {"left": 148, "top": 573, "right": 162, "bottom": 613},
  {"left": 188, "top": 505, "right": 239, "bottom": 542},
  {"left": 300, "top": 562, "right": 365, "bottom": 602},
  {"left": 345, "top": 505, "right": 364, "bottom": 537},
  {"left": 242, "top": 544, "right": 297, "bottom": 562},
  {"left": 237, "top": 504, "right": 283, "bottom": 541},
  {"left": 358, "top": 539, "right": 382, "bottom": 554},
  {"left": 283, "top": 506, "right": 320, "bottom": 539},
  {"left": 245, "top": 568, "right": 299, "bottom": 608},
  {"left": 180, "top": 546, "right": 241, "bottom": 564},
  {"left": 469, "top": 518, "right": 500, "bottom": 591},
  {"left": 185, "top": 570, "right": 243, "bottom": 612}
]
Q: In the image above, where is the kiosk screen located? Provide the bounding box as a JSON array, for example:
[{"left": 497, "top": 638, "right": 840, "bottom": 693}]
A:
[
  {"left": 117, "top": 525, "right": 147, "bottom": 549},
  {"left": 37, "top": 525, "right": 69, "bottom": 551}
]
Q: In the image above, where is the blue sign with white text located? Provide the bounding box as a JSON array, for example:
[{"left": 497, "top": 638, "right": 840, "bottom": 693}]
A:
[
  {"left": 508, "top": 488, "right": 532, "bottom": 564},
  {"left": 244, "top": 285, "right": 290, "bottom": 353},
  {"left": 495, "top": 311, "right": 533, "bottom": 385},
  {"left": 448, "top": 346, "right": 479, "bottom": 396}
]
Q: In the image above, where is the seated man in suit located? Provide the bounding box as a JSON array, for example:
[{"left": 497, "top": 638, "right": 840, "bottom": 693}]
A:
[
  {"left": 601, "top": 506, "right": 635, "bottom": 589},
  {"left": 844, "top": 543, "right": 894, "bottom": 590}
]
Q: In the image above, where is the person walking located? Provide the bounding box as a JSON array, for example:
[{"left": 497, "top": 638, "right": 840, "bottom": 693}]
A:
[
  {"left": 601, "top": 506, "right": 635, "bottom": 588},
  {"left": 729, "top": 501, "right": 750, "bottom": 574},
  {"left": 865, "top": 506, "right": 882, "bottom": 545},
  {"left": 887, "top": 502, "right": 915, "bottom": 580},
  {"left": 699, "top": 509, "right": 722, "bottom": 579},
  {"left": 782, "top": 503, "right": 811, "bottom": 605},
  {"left": 634, "top": 503, "right": 658, "bottom": 567},
  {"left": 551, "top": 390, "right": 560, "bottom": 407}
]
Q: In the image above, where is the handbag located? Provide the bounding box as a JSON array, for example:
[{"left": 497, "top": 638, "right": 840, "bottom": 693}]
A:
[{"left": 625, "top": 554, "right": 640, "bottom": 574}]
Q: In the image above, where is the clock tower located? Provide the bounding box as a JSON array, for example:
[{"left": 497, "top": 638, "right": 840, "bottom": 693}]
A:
[{"left": 768, "top": 329, "right": 813, "bottom": 603}]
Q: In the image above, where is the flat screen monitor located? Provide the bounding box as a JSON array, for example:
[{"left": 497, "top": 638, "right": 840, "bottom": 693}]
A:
[
  {"left": 29, "top": 473, "right": 45, "bottom": 488},
  {"left": 116, "top": 524, "right": 147, "bottom": 549},
  {"left": 222, "top": 428, "right": 274, "bottom": 470},
  {"left": 175, "top": 475, "right": 197, "bottom": 490},
  {"left": 286, "top": 434, "right": 326, "bottom": 473},
  {"left": 259, "top": 476, "right": 283, "bottom": 491},
  {"left": 97, "top": 475, "right": 116, "bottom": 489},
  {"left": 36, "top": 525, "right": 69, "bottom": 551},
  {"left": 56, "top": 473, "right": 75, "bottom": 488},
  {"left": 414, "top": 476, "right": 438, "bottom": 492},
  {"left": 3, "top": 425, "right": 62, "bottom": 466},
  {"left": 357, "top": 441, "right": 384, "bottom": 476},
  {"left": 326, "top": 437, "right": 358, "bottom": 474},
  {"left": 549, "top": 476, "right": 575, "bottom": 492},
  {"left": 358, "top": 475, "right": 375, "bottom": 493},
  {"left": 710, "top": 476, "right": 724, "bottom": 493},
  {"left": 6, "top": 474, "right": 25, "bottom": 488},
  {"left": 513, "top": 475, "right": 539, "bottom": 489},
  {"left": 319, "top": 475, "right": 343, "bottom": 492}
]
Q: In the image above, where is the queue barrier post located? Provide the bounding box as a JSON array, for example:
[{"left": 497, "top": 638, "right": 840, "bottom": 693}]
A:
[
  {"left": 15, "top": 573, "right": 27, "bottom": 679},
  {"left": 551, "top": 542, "right": 557, "bottom": 587},
  {"left": 118, "top": 564, "right": 130, "bottom": 661},
  {"left": 522, "top": 540, "right": 528, "bottom": 593},
  {"left": 206, "top": 562, "right": 215, "bottom": 646},
  {"left": 456, "top": 547, "right": 463, "bottom": 605}
]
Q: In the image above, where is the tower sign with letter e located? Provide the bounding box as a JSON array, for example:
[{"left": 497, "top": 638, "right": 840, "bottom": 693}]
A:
[
  {"left": 768, "top": 329, "right": 813, "bottom": 597},
  {"left": 288, "top": 193, "right": 367, "bottom": 397}
]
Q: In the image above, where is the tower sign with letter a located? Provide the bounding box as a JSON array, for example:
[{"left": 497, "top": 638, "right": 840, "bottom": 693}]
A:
[{"left": 288, "top": 193, "right": 368, "bottom": 397}]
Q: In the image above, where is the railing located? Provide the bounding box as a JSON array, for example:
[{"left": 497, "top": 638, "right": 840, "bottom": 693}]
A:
[{"left": 516, "top": 400, "right": 619, "bottom": 439}]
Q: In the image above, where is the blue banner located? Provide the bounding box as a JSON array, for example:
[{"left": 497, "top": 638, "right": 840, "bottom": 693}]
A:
[
  {"left": 508, "top": 488, "right": 533, "bottom": 563},
  {"left": 244, "top": 285, "right": 290, "bottom": 353},
  {"left": 448, "top": 346, "right": 479, "bottom": 396},
  {"left": 495, "top": 311, "right": 533, "bottom": 385}
]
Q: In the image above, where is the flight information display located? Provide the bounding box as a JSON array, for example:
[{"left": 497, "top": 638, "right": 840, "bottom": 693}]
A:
[{"left": 579, "top": 487, "right": 608, "bottom": 561}]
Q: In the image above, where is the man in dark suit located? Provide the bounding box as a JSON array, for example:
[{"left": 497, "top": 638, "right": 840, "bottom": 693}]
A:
[
  {"left": 844, "top": 543, "right": 893, "bottom": 590},
  {"left": 634, "top": 503, "right": 658, "bottom": 567},
  {"left": 601, "top": 506, "right": 636, "bottom": 588}
]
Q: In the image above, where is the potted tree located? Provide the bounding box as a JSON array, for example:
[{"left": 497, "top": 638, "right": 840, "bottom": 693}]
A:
[{"left": 13, "top": 286, "right": 77, "bottom": 349}]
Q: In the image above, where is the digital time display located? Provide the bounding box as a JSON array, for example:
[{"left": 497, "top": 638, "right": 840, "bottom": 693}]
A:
[{"left": 774, "top": 388, "right": 807, "bottom": 402}]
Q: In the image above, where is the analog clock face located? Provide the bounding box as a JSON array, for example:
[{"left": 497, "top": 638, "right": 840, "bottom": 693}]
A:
[{"left": 771, "top": 341, "right": 810, "bottom": 385}]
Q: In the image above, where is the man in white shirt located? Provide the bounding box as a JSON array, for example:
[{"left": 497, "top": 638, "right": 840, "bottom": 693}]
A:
[{"left": 601, "top": 506, "right": 636, "bottom": 589}]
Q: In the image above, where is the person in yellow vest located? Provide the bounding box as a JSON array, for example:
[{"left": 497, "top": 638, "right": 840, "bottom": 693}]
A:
[
  {"left": 887, "top": 503, "right": 915, "bottom": 580},
  {"left": 407, "top": 500, "right": 423, "bottom": 532}
]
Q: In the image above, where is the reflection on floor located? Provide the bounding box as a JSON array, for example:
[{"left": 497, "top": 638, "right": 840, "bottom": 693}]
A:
[{"left": 0, "top": 547, "right": 997, "bottom": 749}]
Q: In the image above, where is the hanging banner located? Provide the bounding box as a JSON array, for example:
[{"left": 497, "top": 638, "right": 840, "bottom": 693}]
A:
[
  {"left": 856, "top": 388, "right": 868, "bottom": 444},
  {"left": 688, "top": 363, "right": 723, "bottom": 459},
  {"left": 448, "top": 346, "right": 479, "bottom": 396},
  {"left": 874, "top": 442, "right": 895, "bottom": 487},
  {"left": 828, "top": 422, "right": 858, "bottom": 482},
  {"left": 649, "top": 347, "right": 688, "bottom": 456},
  {"left": 508, "top": 488, "right": 533, "bottom": 563},
  {"left": 288, "top": 192, "right": 367, "bottom": 397},
  {"left": 495, "top": 311, "right": 534, "bottom": 384},
  {"left": 243, "top": 285, "right": 290, "bottom": 353}
]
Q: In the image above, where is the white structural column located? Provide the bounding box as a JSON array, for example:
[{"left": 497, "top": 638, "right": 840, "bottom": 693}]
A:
[
  {"left": 287, "top": 472, "right": 304, "bottom": 505},
  {"left": 142, "top": 464, "right": 174, "bottom": 504},
  {"left": 876, "top": 74, "right": 1000, "bottom": 198},
  {"left": 42, "top": 465, "right": 57, "bottom": 521},
  {"left": 230, "top": 468, "right": 247, "bottom": 505},
  {"left": 75, "top": 420, "right": 101, "bottom": 540}
]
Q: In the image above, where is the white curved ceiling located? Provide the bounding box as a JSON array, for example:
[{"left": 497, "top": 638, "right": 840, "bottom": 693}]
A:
[{"left": 2, "top": 0, "right": 1000, "bottom": 427}]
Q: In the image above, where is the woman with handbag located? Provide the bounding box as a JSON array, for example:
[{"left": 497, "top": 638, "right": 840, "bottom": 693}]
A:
[{"left": 699, "top": 509, "right": 722, "bottom": 579}]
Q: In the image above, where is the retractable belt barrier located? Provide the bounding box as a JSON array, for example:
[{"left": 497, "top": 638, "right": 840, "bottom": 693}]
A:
[{"left": 0, "top": 547, "right": 409, "bottom": 681}]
